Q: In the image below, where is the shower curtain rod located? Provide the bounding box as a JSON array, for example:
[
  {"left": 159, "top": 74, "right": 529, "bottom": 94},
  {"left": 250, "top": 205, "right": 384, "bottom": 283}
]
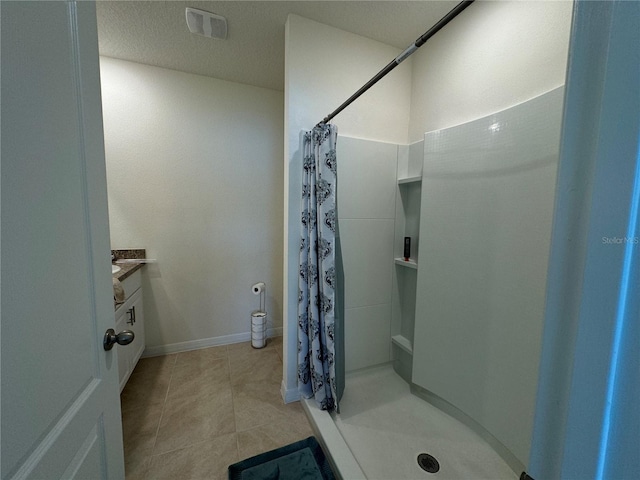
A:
[{"left": 315, "top": 0, "right": 475, "bottom": 128}]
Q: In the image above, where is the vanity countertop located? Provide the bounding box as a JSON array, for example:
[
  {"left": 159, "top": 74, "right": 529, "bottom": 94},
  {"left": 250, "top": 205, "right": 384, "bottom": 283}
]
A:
[
  {"left": 113, "top": 261, "right": 144, "bottom": 281},
  {"left": 112, "top": 249, "right": 147, "bottom": 281}
]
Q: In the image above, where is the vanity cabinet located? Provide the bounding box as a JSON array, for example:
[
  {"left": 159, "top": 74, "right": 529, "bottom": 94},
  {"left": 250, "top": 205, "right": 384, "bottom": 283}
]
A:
[{"left": 115, "top": 269, "right": 145, "bottom": 392}]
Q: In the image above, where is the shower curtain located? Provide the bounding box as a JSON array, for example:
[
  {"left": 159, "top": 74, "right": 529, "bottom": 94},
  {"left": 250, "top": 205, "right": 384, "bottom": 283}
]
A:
[{"left": 298, "top": 123, "right": 342, "bottom": 411}]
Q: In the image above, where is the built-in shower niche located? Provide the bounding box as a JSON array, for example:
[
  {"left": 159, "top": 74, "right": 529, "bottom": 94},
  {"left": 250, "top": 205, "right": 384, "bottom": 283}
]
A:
[{"left": 391, "top": 140, "right": 423, "bottom": 383}]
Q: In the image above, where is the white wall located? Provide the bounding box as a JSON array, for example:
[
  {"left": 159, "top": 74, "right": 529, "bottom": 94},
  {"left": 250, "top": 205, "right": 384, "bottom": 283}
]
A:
[
  {"left": 283, "top": 14, "right": 412, "bottom": 400},
  {"left": 100, "top": 57, "right": 284, "bottom": 352},
  {"left": 409, "top": 0, "right": 573, "bottom": 141}
]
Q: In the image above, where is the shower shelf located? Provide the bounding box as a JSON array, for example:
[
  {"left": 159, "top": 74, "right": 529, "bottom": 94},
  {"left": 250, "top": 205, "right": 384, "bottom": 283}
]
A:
[
  {"left": 391, "top": 335, "right": 413, "bottom": 354},
  {"left": 394, "top": 257, "right": 418, "bottom": 269},
  {"left": 397, "top": 175, "right": 422, "bottom": 185},
  {"left": 391, "top": 140, "right": 424, "bottom": 384}
]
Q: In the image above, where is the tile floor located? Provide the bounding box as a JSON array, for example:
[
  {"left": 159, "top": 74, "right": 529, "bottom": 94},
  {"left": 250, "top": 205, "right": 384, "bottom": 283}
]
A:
[{"left": 120, "top": 337, "right": 314, "bottom": 480}]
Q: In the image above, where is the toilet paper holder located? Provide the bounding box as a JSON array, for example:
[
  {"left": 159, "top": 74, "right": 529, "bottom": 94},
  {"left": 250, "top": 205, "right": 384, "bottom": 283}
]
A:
[
  {"left": 252, "top": 281, "right": 265, "bottom": 295},
  {"left": 251, "top": 282, "right": 267, "bottom": 348},
  {"left": 251, "top": 282, "right": 265, "bottom": 312}
]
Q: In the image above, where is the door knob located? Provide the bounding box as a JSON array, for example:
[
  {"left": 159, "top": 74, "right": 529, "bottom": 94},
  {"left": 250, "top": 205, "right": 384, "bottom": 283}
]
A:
[{"left": 103, "top": 328, "right": 134, "bottom": 351}]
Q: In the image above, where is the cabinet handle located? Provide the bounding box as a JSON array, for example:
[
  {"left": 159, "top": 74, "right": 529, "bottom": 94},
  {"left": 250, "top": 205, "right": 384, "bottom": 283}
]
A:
[{"left": 126, "top": 308, "right": 134, "bottom": 325}]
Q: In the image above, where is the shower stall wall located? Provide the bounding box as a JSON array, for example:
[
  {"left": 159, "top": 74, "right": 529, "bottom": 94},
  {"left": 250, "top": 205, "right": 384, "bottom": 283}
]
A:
[
  {"left": 412, "top": 87, "right": 565, "bottom": 471},
  {"left": 336, "top": 136, "right": 398, "bottom": 372}
]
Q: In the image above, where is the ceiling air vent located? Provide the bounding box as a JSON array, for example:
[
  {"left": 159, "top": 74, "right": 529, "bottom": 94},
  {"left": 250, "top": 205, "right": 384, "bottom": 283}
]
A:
[{"left": 185, "top": 8, "right": 227, "bottom": 39}]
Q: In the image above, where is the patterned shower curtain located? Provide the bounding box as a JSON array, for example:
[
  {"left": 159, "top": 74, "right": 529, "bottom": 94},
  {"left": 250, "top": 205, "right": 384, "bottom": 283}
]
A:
[{"left": 298, "top": 124, "right": 339, "bottom": 411}]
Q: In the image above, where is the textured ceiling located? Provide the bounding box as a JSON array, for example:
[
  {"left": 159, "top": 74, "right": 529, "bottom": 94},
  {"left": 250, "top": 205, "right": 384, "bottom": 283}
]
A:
[{"left": 96, "top": 1, "right": 458, "bottom": 91}]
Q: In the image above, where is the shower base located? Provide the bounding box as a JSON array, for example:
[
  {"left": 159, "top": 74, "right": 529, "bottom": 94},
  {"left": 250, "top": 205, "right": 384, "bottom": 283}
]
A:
[{"left": 302, "top": 364, "right": 517, "bottom": 480}]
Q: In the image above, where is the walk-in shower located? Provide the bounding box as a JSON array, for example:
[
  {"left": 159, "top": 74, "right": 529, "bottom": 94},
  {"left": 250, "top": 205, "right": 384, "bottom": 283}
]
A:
[
  {"left": 302, "top": 86, "right": 564, "bottom": 479},
  {"left": 288, "top": 1, "right": 574, "bottom": 478}
]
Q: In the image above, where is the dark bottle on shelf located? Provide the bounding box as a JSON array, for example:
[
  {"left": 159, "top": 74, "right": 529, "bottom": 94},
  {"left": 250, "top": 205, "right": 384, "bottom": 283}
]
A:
[{"left": 404, "top": 237, "right": 411, "bottom": 261}]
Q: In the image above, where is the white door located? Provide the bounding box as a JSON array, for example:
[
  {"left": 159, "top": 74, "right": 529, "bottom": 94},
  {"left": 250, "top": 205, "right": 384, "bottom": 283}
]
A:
[{"left": 1, "top": 2, "right": 125, "bottom": 479}]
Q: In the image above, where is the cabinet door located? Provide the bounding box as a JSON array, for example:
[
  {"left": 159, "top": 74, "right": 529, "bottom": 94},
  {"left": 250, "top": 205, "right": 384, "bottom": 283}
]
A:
[
  {"left": 128, "top": 289, "right": 145, "bottom": 367},
  {"left": 115, "top": 286, "right": 145, "bottom": 392},
  {"left": 115, "top": 306, "right": 132, "bottom": 392}
]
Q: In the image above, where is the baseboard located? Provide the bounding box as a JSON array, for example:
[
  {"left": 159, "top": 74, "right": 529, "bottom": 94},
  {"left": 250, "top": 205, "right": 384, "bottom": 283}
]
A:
[
  {"left": 142, "top": 326, "right": 283, "bottom": 357},
  {"left": 281, "top": 381, "right": 301, "bottom": 404}
]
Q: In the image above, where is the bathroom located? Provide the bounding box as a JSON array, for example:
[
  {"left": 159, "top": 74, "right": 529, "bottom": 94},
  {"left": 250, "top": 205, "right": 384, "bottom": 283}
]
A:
[
  {"left": 4, "top": 0, "right": 638, "bottom": 479},
  {"left": 100, "top": 2, "right": 569, "bottom": 362},
  {"left": 98, "top": 0, "right": 633, "bottom": 479},
  {"left": 99, "top": 0, "right": 564, "bottom": 476}
]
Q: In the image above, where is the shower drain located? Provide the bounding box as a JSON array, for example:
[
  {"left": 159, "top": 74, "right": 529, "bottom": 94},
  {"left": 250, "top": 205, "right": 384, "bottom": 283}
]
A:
[{"left": 417, "top": 453, "right": 440, "bottom": 474}]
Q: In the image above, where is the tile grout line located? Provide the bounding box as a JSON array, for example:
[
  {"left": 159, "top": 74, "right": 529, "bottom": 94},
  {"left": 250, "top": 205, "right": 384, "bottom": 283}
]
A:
[
  {"left": 226, "top": 345, "right": 244, "bottom": 463},
  {"left": 126, "top": 354, "right": 178, "bottom": 480},
  {"left": 143, "top": 434, "right": 233, "bottom": 458},
  {"left": 145, "top": 348, "right": 237, "bottom": 461},
  {"left": 148, "top": 354, "right": 177, "bottom": 461},
  {"left": 144, "top": 348, "right": 238, "bottom": 466}
]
